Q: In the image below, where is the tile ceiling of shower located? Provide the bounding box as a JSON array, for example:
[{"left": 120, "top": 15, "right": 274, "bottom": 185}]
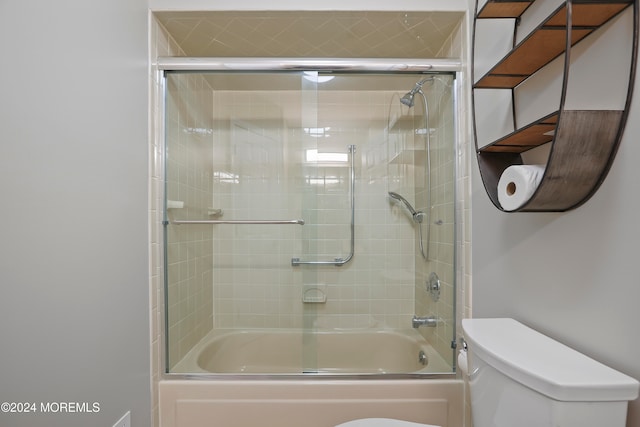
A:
[{"left": 155, "top": 11, "right": 463, "bottom": 59}]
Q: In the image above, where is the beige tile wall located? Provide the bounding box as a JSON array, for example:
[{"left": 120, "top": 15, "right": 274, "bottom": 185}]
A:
[
  {"left": 164, "top": 72, "right": 215, "bottom": 368},
  {"left": 210, "top": 88, "right": 425, "bottom": 330}
]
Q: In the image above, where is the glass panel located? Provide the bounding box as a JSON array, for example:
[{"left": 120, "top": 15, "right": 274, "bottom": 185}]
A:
[
  {"left": 300, "top": 72, "right": 319, "bottom": 373},
  {"left": 163, "top": 70, "right": 457, "bottom": 375}
]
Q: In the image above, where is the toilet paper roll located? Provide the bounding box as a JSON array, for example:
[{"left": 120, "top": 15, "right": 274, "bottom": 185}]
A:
[
  {"left": 497, "top": 165, "right": 545, "bottom": 211},
  {"left": 457, "top": 350, "right": 469, "bottom": 377}
]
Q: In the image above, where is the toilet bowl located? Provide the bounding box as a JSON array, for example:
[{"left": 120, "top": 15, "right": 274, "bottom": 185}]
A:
[
  {"left": 462, "top": 318, "right": 639, "bottom": 427},
  {"left": 335, "top": 418, "right": 439, "bottom": 427}
]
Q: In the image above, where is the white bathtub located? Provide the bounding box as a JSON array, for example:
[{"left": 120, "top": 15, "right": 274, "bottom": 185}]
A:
[
  {"left": 171, "top": 328, "right": 452, "bottom": 374},
  {"left": 162, "top": 329, "right": 462, "bottom": 427}
]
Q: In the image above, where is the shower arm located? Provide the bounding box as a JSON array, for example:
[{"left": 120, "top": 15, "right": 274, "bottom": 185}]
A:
[{"left": 292, "top": 145, "right": 356, "bottom": 267}]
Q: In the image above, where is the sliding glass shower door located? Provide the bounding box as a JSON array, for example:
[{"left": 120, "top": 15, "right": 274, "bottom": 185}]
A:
[
  {"left": 164, "top": 71, "right": 326, "bottom": 372},
  {"left": 163, "top": 69, "right": 457, "bottom": 375}
]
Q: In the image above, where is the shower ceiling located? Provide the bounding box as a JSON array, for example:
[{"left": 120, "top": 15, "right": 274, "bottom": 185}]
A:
[{"left": 155, "top": 11, "right": 463, "bottom": 60}]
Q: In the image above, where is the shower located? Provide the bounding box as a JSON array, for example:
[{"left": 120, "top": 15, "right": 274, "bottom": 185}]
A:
[
  {"left": 395, "top": 77, "right": 434, "bottom": 260},
  {"left": 161, "top": 67, "right": 457, "bottom": 378}
]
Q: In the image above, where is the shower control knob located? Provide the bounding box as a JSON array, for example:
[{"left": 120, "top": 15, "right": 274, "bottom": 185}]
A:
[{"left": 427, "top": 272, "right": 440, "bottom": 302}]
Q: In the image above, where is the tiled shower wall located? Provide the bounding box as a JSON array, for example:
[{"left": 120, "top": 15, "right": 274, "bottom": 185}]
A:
[
  {"left": 210, "top": 88, "right": 420, "bottom": 330},
  {"left": 160, "top": 78, "right": 458, "bottom": 346},
  {"left": 164, "top": 73, "right": 215, "bottom": 367}
]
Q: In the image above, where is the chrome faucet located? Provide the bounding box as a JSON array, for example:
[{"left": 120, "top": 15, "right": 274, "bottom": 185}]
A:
[{"left": 412, "top": 315, "right": 438, "bottom": 328}]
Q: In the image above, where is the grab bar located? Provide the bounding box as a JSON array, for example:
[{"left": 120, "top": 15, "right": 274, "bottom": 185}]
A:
[
  {"left": 168, "top": 219, "right": 305, "bottom": 225},
  {"left": 292, "top": 145, "right": 356, "bottom": 267}
]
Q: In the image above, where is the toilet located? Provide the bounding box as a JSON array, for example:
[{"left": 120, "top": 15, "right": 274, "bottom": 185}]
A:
[
  {"left": 336, "top": 318, "right": 638, "bottom": 427},
  {"left": 462, "top": 318, "right": 639, "bottom": 427}
]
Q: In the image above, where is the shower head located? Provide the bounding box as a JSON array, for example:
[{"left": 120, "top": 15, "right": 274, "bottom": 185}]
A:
[
  {"left": 400, "top": 77, "right": 433, "bottom": 107},
  {"left": 388, "top": 191, "right": 424, "bottom": 223},
  {"left": 400, "top": 92, "right": 417, "bottom": 107}
]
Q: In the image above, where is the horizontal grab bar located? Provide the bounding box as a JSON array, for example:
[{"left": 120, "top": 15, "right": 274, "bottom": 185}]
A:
[{"left": 168, "top": 219, "right": 305, "bottom": 225}]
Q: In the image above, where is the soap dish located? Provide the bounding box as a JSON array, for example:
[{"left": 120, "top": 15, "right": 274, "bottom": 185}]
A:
[{"left": 302, "top": 284, "right": 327, "bottom": 303}]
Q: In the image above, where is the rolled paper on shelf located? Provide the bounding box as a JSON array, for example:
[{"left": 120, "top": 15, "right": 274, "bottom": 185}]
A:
[{"left": 497, "top": 165, "right": 545, "bottom": 211}]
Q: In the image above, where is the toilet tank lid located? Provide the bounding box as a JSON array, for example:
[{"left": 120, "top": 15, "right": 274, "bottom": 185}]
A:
[{"left": 462, "top": 318, "right": 639, "bottom": 402}]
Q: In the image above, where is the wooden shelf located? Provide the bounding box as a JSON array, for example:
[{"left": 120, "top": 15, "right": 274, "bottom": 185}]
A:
[
  {"left": 479, "top": 112, "right": 558, "bottom": 153},
  {"left": 472, "top": 0, "right": 637, "bottom": 212},
  {"left": 477, "top": 0, "right": 534, "bottom": 19},
  {"left": 475, "top": 1, "right": 631, "bottom": 89},
  {"left": 479, "top": 110, "right": 623, "bottom": 211}
]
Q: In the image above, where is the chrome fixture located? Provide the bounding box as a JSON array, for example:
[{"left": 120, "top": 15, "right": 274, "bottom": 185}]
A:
[
  {"left": 157, "top": 57, "right": 462, "bottom": 73},
  {"left": 388, "top": 192, "right": 428, "bottom": 260},
  {"left": 169, "top": 219, "right": 304, "bottom": 225},
  {"left": 412, "top": 315, "right": 439, "bottom": 328},
  {"left": 427, "top": 272, "right": 441, "bottom": 302},
  {"left": 396, "top": 77, "right": 435, "bottom": 260},
  {"left": 388, "top": 192, "right": 425, "bottom": 223},
  {"left": 400, "top": 77, "right": 434, "bottom": 107},
  {"left": 292, "top": 145, "right": 356, "bottom": 267},
  {"left": 418, "top": 350, "right": 428, "bottom": 366}
]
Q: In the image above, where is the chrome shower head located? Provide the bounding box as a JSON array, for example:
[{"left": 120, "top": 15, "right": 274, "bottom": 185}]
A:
[
  {"left": 400, "top": 92, "right": 416, "bottom": 107},
  {"left": 388, "top": 191, "right": 424, "bottom": 223},
  {"left": 400, "top": 77, "right": 433, "bottom": 108}
]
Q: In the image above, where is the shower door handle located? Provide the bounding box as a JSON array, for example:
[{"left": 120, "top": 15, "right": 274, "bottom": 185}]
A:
[{"left": 168, "top": 219, "right": 305, "bottom": 225}]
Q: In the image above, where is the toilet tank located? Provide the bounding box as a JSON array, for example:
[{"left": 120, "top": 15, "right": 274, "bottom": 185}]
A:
[{"left": 462, "top": 318, "right": 639, "bottom": 427}]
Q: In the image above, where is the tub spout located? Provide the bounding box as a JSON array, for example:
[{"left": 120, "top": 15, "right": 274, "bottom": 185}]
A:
[{"left": 412, "top": 315, "right": 438, "bottom": 328}]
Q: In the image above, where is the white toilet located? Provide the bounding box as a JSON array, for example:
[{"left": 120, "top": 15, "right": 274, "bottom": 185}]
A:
[
  {"left": 462, "top": 318, "right": 639, "bottom": 427},
  {"left": 336, "top": 318, "right": 638, "bottom": 427}
]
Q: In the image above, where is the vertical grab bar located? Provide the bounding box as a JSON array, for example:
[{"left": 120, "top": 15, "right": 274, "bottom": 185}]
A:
[{"left": 292, "top": 145, "right": 356, "bottom": 267}]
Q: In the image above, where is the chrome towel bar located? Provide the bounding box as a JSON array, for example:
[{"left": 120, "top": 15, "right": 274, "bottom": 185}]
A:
[{"left": 168, "top": 219, "right": 305, "bottom": 225}]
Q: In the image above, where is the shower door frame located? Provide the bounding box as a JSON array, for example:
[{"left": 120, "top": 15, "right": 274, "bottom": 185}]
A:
[{"left": 157, "top": 57, "right": 463, "bottom": 380}]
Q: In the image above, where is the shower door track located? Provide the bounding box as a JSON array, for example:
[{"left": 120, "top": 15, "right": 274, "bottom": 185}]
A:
[{"left": 156, "top": 57, "right": 462, "bottom": 73}]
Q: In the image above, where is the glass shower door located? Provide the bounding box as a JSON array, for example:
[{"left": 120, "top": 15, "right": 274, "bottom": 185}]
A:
[
  {"left": 162, "top": 69, "right": 458, "bottom": 375},
  {"left": 163, "top": 70, "right": 321, "bottom": 373}
]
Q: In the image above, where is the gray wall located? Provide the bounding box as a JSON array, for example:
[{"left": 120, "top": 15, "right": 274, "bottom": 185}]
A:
[
  {"left": 0, "top": 1, "right": 150, "bottom": 427},
  {"left": 471, "top": 65, "right": 640, "bottom": 427}
]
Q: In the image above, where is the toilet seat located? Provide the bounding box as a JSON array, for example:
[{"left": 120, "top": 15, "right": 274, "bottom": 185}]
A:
[{"left": 335, "top": 418, "right": 440, "bottom": 427}]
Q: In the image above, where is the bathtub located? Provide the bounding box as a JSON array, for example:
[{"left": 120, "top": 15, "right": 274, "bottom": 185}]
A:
[
  {"left": 171, "top": 328, "right": 452, "bottom": 374},
  {"left": 161, "top": 329, "right": 462, "bottom": 427}
]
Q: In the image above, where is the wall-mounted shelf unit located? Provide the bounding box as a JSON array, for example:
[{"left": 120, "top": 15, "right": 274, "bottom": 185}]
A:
[{"left": 472, "top": 0, "right": 638, "bottom": 212}]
